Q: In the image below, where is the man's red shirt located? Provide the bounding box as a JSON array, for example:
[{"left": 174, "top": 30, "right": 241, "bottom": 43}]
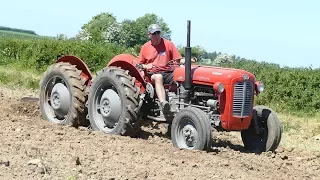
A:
[{"left": 138, "top": 38, "right": 182, "bottom": 72}]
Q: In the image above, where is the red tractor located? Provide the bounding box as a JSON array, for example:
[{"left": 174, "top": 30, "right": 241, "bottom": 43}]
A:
[{"left": 39, "top": 20, "right": 282, "bottom": 153}]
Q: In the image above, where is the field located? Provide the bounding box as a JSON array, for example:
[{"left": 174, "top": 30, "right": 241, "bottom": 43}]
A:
[
  {"left": 0, "top": 30, "right": 48, "bottom": 39},
  {"left": 0, "top": 31, "right": 319, "bottom": 179},
  {"left": 0, "top": 84, "right": 319, "bottom": 179}
]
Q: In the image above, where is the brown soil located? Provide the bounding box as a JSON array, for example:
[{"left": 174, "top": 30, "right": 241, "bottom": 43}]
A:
[{"left": 0, "top": 87, "right": 319, "bottom": 180}]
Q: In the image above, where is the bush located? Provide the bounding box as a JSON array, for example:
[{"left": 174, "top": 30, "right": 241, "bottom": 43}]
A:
[
  {"left": 2, "top": 36, "right": 320, "bottom": 115},
  {"left": 0, "top": 37, "right": 134, "bottom": 73},
  {"left": 220, "top": 59, "right": 320, "bottom": 114}
]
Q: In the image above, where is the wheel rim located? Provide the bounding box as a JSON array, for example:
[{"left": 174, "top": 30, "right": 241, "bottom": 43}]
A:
[
  {"left": 92, "top": 83, "right": 122, "bottom": 133},
  {"left": 176, "top": 117, "right": 199, "bottom": 149},
  {"left": 43, "top": 76, "right": 71, "bottom": 123}
]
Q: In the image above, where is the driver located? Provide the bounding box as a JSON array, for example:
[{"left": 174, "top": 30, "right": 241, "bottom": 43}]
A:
[{"left": 137, "top": 24, "right": 182, "bottom": 114}]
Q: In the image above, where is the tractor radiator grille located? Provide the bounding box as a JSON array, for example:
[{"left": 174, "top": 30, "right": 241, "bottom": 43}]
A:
[{"left": 232, "top": 81, "right": 253, "bottom": 117}]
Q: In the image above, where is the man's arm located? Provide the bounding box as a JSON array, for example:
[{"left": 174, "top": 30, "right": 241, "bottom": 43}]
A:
[
  {"left": 170, "top": 42, "right": 183, "bottom": 63},
  {"left": 137, "top": 45, "right": 146, "bottom": 64}
]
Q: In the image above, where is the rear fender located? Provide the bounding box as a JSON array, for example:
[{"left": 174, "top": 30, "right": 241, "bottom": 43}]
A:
[
  {"left": 107, "top": 54, "right": 146, "bottom": 93},
  {"left": 56, "top": 55, "right": 93, "bottom": 85}
]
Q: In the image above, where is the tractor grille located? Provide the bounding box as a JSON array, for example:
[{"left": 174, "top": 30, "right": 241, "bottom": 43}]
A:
[{"left": 232, "top": 81, "right": 253, "bottom": 117}]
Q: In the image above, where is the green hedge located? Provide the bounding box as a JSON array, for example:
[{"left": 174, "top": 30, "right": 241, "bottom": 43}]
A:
[
  {"left": 0, "top": 37, "right": 134, "bottom": 73},
  {"left": 1, "top": 36, "right": 320, "bottom": 115},
  {"left": 219, "top": 60, "right": 320, "bottom": 114}
]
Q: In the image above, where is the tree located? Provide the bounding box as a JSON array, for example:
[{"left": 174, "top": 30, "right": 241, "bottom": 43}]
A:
[
  {"left": 178, "top": 45, "right": 206, "bottom": 59},
  {"left": 203, "top": 51, "right": 218, "bottom": 60},
  {"left": 75, "top": 12, "right": 172, "bottom": 50},
  {"left": 134, "top": 13, "right": 172, "bottom": 41},
  {"left": 55, "top": 34, "right": 68, "bottom": 40},
  {"left": 76, "top": 12, "right": 121, "bottom": 44},
  {"left": 213, "top": 53, "right": 235, "bottom": 64},
  {"left": 118, "top": 19, "right": 143, "bottom": 48}
]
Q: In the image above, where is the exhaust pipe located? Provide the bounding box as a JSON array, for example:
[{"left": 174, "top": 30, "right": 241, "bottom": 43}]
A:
[
  {"left": 184, "top": 20, "right": 192, "bottom": 90},
  {"left": 179, "top": 20, "right": 192, "bottom": 106}
]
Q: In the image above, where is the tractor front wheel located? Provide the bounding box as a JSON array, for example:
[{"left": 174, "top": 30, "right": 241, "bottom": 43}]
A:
[
  {"left": 241, "top": 105, "right": 282, "bottom": 153},
  {"left": 87, "top": 67, "right": 142, "bottom": 137},
  {"left": 171, "top": 107, "right": 212, "bottom": 151}
]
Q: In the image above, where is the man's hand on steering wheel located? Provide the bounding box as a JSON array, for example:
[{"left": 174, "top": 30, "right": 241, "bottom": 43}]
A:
[
  {"left": 135, "top": 63, "right": 143, "bottom": 70},
  {"left": 135, "top": 63, "right": 154, "bottom": 71},
  {"left": 143, "top": 63, "right": 154, "bottom": 70}
]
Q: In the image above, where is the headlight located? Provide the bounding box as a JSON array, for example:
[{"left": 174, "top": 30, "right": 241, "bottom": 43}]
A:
[
  {"left": 255, "top": 81, "right": 264, "bottom": 92},
  {"left": 214, "top": 82, "right": 224, "bottom": 93}
]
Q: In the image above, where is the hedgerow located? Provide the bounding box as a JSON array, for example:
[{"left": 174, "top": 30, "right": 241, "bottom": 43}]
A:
[
  {"left": 220, "top": 59, "right": 320, "bottom": 114},
  {"left": 1, "top": 36, "right": 320, "bottom": 115},
  {"left": 0, "top": 37, "right": 133, "bottom": 73}
]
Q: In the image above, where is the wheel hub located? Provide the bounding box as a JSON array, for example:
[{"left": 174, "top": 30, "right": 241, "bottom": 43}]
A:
[
  {"left": 99, "top": 89, "right": 122, "bottom": 127},
  {"left": 51, "top": 93, "right": 61, "bottom": 109},
  {"left": 50, "top": 83, "right": 70, "bottom": 118},
  {"left": 182, "top": 124, "right": 198, "bottom": 147},
  {"left": 101, "top": 99, "right": 111, "bottom": 116}
]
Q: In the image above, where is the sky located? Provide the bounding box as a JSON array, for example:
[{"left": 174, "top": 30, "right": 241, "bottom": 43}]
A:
[{"left": 0, "top": 0, "right": 319, "bottom": 68}]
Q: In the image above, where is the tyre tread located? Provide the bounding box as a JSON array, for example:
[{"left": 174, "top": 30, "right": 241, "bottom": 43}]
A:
[{"left": 39, "top": 62, "right": 88, "bottom": 127}]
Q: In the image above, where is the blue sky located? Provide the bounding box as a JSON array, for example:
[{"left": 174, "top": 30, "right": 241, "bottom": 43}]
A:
[{"left": 1, "top": 0, "right": 319, "bottom": 68}]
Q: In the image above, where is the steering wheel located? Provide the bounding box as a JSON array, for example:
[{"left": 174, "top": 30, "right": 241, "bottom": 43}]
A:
[{"left": 135, "top": 63, "right": 144, "bottom": 71}]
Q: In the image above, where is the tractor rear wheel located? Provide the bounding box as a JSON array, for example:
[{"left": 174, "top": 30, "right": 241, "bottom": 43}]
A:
[
  {"left": 171, "top": 107, "right": 212, "bottom": 151},
  {"left": 87, "top": 67, "right": 142, "bottom": 137},
  {"left": 241, "top": 105, "right": 282, "bottom": 153},
  {"left": 39, "top": 62, "right": 88, "bottom": 127}
]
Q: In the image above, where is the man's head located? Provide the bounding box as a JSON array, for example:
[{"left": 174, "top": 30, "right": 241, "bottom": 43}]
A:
[{"left": 148, "top": 24, "right": 162, "bottom": 45}]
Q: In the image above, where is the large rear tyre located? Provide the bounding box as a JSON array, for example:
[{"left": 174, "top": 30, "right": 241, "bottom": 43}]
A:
[
  {"left": 241, "top": 105, "right": 282, "bottom": 153},
  {"left": 171, "top": 107, "right": 212, "bottom": 151},
  {"left": 87, "top": 67, "right": 142, "bottom": 137},
  {"left": 39, "top": 62, "right": 88, "bottom": 127}
]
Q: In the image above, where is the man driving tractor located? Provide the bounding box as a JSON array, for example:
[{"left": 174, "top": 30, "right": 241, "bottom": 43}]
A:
[{"left": 137, "top": 24, "right": 182, "bottom": 114}]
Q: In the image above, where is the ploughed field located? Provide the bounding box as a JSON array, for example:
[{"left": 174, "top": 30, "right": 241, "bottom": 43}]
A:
[{"left": 0, "top": 86, "right": 319, "bottom": 180}]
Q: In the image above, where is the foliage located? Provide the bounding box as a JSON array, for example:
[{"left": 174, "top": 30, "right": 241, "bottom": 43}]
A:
[
  {"left": 212, "top": 53, "right": 235, "bottom": 65},
  {"left": 134, "top": 13, "right": 171, "bottom": 41},
  {"left": 2, "top": 11, "right": 320, "bottom": 116},
  {"left": 0, "top": 65, "right": 40, "bottom": 90},
  {"left": 218, "top": 59, "right": 320, "bottom": 115},
  {"left": 202, "top": 51, "right": 218, "bottom": 60},
  {"left": 178, "top": 45, "right": 207, "bottom": 59},
  {"left": 75, "top": 13, "right": 171, "bottom": 48},
  {"left": 76, "top": 12, "right": 121, "bottom": 44},
  {"left": 0, "top": 37, "right": 133, "bottom": 73},
  {"left": 2, "top": 34, "right": 320, "bottom": 115}
]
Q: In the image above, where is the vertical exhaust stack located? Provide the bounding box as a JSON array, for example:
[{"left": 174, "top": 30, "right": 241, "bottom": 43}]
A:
[{"left": 184, "top": 20, "right": 192, "bottom": 90}]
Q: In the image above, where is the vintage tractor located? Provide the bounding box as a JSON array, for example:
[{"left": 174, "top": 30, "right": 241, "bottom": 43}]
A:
[{"left": 39, "top": 20, "right": 282, "bottom": 153}]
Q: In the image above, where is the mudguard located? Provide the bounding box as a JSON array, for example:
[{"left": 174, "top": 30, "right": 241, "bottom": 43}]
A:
[
  {"left": 107, "top": 54, "right": 147, "bottom": 93},
  {"left": 56, "top": 55, "right": 93, "bottom": 84}
]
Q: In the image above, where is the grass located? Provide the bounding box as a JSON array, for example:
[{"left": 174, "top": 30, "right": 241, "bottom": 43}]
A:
[
  {"left": 0, "top": 66, "right": 319, "bottom": 151},
  {"left": 0, "top": 65, "right": 41, "bottom": 90},
  {"left": 278, "top": 113, "right": 320, "bottom": 151}
]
